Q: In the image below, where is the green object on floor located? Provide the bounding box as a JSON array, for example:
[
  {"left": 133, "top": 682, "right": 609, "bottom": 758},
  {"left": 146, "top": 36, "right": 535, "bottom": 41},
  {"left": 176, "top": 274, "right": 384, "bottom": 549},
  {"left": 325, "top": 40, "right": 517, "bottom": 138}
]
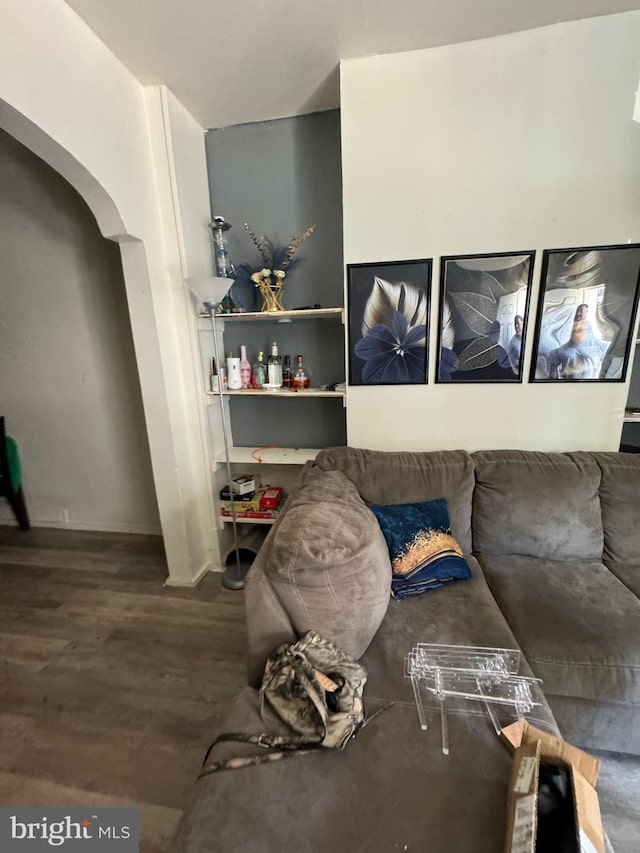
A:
[{"left": 5, "top": 436, "right": 22, "bottom": 491}]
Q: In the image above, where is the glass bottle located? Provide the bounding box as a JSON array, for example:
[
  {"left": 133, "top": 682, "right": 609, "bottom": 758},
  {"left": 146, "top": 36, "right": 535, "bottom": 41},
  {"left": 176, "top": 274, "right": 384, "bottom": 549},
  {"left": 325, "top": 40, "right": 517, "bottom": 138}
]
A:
[
  {"left": 210, "top": 356, "right": 219, "bottom": 393},
  {"left": 267, "top": 341, "right": 283, "bottom": 388},
  {"left": 282, "top": 355, "right": 292, "bottom": 388},
  {"left": 252, "top": 351, "right": 267, "bottom": 389},
  {"left": 240, "top": 345, "right": 252, "bottom": 389},
  {"left": 292, "top": 354, "right": 310, "bottom": 389},
  {"left": 226, "top": 351, "right": 242, "bottom": 390}
]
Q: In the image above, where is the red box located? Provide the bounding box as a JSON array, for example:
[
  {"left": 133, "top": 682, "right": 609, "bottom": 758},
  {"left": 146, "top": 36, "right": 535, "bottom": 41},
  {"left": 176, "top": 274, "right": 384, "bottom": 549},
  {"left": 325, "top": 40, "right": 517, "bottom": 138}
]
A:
[{"left": 260, "top": 487, "right": 283, "bottom": 510}]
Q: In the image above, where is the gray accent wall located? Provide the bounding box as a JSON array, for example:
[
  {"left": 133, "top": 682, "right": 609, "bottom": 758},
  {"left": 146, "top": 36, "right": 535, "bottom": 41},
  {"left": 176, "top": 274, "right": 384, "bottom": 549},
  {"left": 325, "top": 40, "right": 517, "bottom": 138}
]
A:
[
  {"left": 205, "top": 111, "right": 346, "bottom": 449},
  {"left": 206, "top": 110, "right": 343, "bottom": 311}
]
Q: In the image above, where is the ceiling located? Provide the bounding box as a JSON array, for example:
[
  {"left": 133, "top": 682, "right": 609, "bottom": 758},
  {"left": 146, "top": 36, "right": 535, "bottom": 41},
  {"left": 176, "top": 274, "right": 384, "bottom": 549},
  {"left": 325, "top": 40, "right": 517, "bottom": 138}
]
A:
[{"left": 63, "top": 0, "right": 640, "bottom": 130}]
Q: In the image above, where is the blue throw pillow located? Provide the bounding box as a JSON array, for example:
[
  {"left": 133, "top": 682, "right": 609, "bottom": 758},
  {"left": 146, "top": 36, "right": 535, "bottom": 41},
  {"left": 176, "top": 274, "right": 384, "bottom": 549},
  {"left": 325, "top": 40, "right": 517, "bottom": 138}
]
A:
[{"left": 369, "top": 498, "right": 471, "bottom": 600}]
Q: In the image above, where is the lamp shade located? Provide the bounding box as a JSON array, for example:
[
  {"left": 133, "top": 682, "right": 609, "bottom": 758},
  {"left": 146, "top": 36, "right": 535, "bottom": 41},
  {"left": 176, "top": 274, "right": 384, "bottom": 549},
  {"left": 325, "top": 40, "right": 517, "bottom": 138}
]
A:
[{"left": 187, "top": 276, "right": 231, "bottom": 310}]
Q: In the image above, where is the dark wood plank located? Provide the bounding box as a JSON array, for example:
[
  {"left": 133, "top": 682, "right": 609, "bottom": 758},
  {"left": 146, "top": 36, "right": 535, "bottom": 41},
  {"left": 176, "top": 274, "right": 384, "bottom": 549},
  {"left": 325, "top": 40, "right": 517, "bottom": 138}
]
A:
[{"left": 0, "top": 525, "right": 247, "bottom": 852}]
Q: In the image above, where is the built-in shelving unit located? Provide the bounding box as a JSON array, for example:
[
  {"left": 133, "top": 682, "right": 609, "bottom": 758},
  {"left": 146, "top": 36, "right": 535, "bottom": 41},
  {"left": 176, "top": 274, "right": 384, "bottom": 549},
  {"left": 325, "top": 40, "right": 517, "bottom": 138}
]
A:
[
  {"left": 621, "top": 337, "right": 640, "bottom": 450},
  {"left": 623, "top": 338, "right": 640, "bottom": 424},
  {"left": 198, "top": 303, "right": 347, "bottom": 540}
]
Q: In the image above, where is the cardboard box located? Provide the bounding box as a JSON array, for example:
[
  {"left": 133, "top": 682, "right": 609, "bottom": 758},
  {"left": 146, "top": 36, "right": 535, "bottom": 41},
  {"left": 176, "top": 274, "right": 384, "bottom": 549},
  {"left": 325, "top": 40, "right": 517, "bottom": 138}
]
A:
[
  {"left": 260, "top": 486, "right": 283, "bottom": 510},
  {"left": 219, "top": 474, "right": 255, "bottom": 498},
  {"left": 502, "top": 719, "right": 604, "bottom": 853}
]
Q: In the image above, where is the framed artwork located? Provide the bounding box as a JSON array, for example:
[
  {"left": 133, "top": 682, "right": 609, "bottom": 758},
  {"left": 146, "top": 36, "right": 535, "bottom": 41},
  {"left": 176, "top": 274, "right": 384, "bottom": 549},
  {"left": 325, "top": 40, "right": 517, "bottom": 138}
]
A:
[
  {"left": 530, "top": 244, "right": 640, "bottom": 382},
  {"left": 347, "top": 259, "right": 431, "bottom": 385},
  {"left": 436, "top": 251, "right": 535, "bottom": 383}
]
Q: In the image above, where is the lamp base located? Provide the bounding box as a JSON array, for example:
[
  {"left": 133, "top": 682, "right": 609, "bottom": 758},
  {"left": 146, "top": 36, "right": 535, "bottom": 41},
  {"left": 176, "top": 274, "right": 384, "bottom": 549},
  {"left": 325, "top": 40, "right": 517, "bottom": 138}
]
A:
[{"left": 221, "top": 558, "right": 252, "bottom": 590}]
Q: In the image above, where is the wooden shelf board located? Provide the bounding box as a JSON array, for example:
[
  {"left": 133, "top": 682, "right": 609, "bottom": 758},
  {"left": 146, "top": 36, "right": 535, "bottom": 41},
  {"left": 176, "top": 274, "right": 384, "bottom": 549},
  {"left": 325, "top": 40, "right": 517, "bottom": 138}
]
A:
[
  {"left": 198, "top": 307, "right": 343, "bottom": 323},
  {"left": 206, "top": 388, "right": 344, "bottom": 399},
  {"left": 220, "top": 515, "right": 276, "bottom": 525},
  {"left": 214, "top": 446, "right": 321, "bottom": 465}
]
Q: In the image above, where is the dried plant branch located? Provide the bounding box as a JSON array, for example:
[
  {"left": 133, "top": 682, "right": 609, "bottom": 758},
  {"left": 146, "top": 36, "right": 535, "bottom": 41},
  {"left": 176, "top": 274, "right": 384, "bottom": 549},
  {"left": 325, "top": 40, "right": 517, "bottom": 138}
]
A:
[
  {"left": 281, "top": 225, "right": 315, "bottom": 270},
  {"left": 244, "top": 223, "right": 273, "bottom": 267}
]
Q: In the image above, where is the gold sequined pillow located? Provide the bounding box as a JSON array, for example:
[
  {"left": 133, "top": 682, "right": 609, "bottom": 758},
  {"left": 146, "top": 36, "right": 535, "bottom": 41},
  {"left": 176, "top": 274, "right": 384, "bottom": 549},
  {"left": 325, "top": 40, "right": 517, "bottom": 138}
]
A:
[{"left": 369, "top": 498, "right": 471, "bottom": 600}]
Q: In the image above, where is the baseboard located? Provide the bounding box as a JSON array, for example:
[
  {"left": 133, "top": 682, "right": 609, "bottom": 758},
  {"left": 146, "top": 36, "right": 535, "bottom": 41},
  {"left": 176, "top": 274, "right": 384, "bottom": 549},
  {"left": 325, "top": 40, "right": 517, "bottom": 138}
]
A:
[
  {"left": 163, "top": 563, "right": 216, "bottom": 588},
  {"left": 18, "top": 519, "right": 163, "bottom": 535}
]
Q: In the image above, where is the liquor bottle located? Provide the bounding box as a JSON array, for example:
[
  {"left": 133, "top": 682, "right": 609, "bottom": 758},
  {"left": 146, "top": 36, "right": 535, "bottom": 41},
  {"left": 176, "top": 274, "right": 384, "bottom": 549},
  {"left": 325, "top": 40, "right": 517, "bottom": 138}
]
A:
[
  {"left": 210, "top": 356, "right": 219, "bottom": 393},
  {"left": 252, "top": 351, "right": 267, "bottom": 389},
  {"left": 282, "top": 355, "right": 292, "bottom": 388},
  {"left": 292, "top": 354, "right": 310, "bottom": 389},
  {"left": 267, "top": 341, "right": 283, "bottom": 388},
  {"left": 240, "top": 345, "right": 252, "bottom": 389}
]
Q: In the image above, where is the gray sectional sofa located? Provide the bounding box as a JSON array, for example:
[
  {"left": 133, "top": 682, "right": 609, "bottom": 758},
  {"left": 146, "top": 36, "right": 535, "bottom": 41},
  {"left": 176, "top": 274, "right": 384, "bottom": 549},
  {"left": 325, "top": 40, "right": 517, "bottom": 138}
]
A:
[{"left": 175, "top": 448, "right": 640, "bottom": 853}]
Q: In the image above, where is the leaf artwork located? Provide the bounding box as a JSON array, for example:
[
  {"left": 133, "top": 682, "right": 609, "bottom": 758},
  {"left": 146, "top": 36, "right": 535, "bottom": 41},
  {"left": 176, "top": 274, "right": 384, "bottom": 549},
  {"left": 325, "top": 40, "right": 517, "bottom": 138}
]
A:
[
  {"left": 442, "top": 255, "right": 531, "bottom": 380},
  {"left": 448, "top": 292, "right": 496, "bottom": 337},
  {"left": 362, "top": 277, "right": 427, "bottom": 338},
  {"left": 457, "top": 338, "right": 501, "bottom": 371},
  {"left": 471, "top": 271, "right": 500, "bottom": 301}
]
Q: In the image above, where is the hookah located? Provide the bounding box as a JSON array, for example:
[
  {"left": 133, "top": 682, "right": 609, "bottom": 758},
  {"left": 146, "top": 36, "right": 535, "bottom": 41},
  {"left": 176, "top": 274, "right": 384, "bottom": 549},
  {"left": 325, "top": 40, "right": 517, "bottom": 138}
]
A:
[{"left": 208, "top": 215, "right": 237, "bottom": 311}]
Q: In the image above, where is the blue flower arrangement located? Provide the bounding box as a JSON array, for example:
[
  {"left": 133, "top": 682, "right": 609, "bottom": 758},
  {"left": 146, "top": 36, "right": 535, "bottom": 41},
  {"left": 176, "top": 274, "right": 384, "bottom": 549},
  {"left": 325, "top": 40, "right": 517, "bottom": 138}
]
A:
[{"left": 229, "top": 223, "right": 315, "bottom": 311}]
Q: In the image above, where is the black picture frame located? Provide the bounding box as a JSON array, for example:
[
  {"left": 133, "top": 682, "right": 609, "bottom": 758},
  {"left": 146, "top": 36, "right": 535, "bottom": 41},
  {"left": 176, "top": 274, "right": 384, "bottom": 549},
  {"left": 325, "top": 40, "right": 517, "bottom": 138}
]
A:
[
  {"left": 347, "top": 259, "right": 431, "bottom": 386},
  {"left": 530, "top": 244, "right": 640, "bottom": 382},
  {"left": 436, "top": 251, "right": 535, "bottom": 383}
]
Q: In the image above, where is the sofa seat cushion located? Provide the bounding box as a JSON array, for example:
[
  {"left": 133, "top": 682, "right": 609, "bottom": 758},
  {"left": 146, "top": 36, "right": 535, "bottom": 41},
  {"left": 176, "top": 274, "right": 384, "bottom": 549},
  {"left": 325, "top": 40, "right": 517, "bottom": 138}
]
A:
[
  {"left": 174, "top": 685, "right": 554, "bottom": 853},
  {"left": 604, "top": 561, "right": 640, "bottom": 598},
  {"left": 472, "top": 450, "right": 603, "bottom": 560},
  {"left": 358, "top": 555, "right": 556, "bottom": 731},
  {"left": 588, "top": 452, "right": 640, "bottom": 564},
  {"left": 315, "top": 447, "right": 475, "bottom": 553},
  {"left": 264, "top": 466, "right": 391, "bottom": 662},
  {"left": 478, "top": 553, "right": 640, "bottom": 707},
  {"left": 542, "top": 693, "right": 640, "bottom": 756}
]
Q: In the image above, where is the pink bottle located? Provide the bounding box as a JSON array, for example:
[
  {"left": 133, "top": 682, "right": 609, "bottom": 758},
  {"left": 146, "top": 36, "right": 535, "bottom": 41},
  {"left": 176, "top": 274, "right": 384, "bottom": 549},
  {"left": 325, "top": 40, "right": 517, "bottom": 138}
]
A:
[{"left": 240, "top": 345, "right": 252, "bottom": 389}]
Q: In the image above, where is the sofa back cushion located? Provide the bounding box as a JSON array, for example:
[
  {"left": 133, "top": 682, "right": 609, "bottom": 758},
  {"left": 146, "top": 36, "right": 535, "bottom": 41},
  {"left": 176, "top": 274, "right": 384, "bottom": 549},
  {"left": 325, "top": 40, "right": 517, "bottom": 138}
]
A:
[
  {"left": 472, "top": 450, "right": 603, "bottom": 560},
  {"left": 314, "top": 447, "right": 475, "bottom": 554},
  {"left": 265, "top": 466, "right": 391, "bottom": 661},
  {"left": 589, "top": 452, "right": 640, "bottom": 564}
]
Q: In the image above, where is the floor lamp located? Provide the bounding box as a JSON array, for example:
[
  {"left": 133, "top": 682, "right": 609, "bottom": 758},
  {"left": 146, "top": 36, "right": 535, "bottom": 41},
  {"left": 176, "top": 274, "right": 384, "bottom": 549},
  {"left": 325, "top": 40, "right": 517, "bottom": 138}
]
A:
[{"left": 188, "top": 276, "right": 246, "bottom": 589}]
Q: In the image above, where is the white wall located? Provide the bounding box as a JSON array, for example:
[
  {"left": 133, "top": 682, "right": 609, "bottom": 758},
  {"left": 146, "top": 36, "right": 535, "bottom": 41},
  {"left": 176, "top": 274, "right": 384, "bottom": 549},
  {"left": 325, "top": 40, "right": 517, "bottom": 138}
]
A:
[
  {"left": 0, "top": 131, "right": 160, "bottom": 532},
  {"left": 0, "top": 0, "right": 218, "bottom": 582},
  {"left": 340, "top": 12, "right": 640, "bottom": 452}
]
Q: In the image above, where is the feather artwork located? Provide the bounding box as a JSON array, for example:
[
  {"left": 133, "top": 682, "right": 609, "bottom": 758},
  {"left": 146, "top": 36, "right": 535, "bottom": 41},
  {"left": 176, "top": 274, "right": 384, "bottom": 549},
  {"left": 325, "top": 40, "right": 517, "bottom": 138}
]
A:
[
  {"left": 362, "top": 277, "right": 427, "bottom": 339},
  {"left": 441, "top": 298, "right": 455, "bottom": 350}
]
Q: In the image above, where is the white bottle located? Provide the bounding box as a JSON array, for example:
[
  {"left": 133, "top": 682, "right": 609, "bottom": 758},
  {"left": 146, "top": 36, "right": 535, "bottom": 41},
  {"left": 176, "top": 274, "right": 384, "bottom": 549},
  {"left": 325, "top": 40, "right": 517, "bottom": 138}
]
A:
[
  {"left": 227, "top": 353, "right": 242, "bottom": 390},
  {"left": 267, "top": 341, "right": 283, "bottom": 388}
]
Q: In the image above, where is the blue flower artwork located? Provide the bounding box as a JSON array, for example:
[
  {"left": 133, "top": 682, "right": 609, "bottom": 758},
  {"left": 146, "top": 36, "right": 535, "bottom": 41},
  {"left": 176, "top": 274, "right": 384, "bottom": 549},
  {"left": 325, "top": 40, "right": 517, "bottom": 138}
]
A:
[
  {"left": 347, "top": 261, "right": 432, "bottom": 386},
  {"left": 354, "top": 311, "right": 426, "bottom": 383}
]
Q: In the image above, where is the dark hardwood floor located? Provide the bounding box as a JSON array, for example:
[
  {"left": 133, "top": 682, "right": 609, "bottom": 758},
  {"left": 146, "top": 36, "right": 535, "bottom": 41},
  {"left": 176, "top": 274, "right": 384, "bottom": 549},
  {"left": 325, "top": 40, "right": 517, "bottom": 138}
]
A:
[{"left": 0, "top": 525, "right": 247, "bottom": 852}]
